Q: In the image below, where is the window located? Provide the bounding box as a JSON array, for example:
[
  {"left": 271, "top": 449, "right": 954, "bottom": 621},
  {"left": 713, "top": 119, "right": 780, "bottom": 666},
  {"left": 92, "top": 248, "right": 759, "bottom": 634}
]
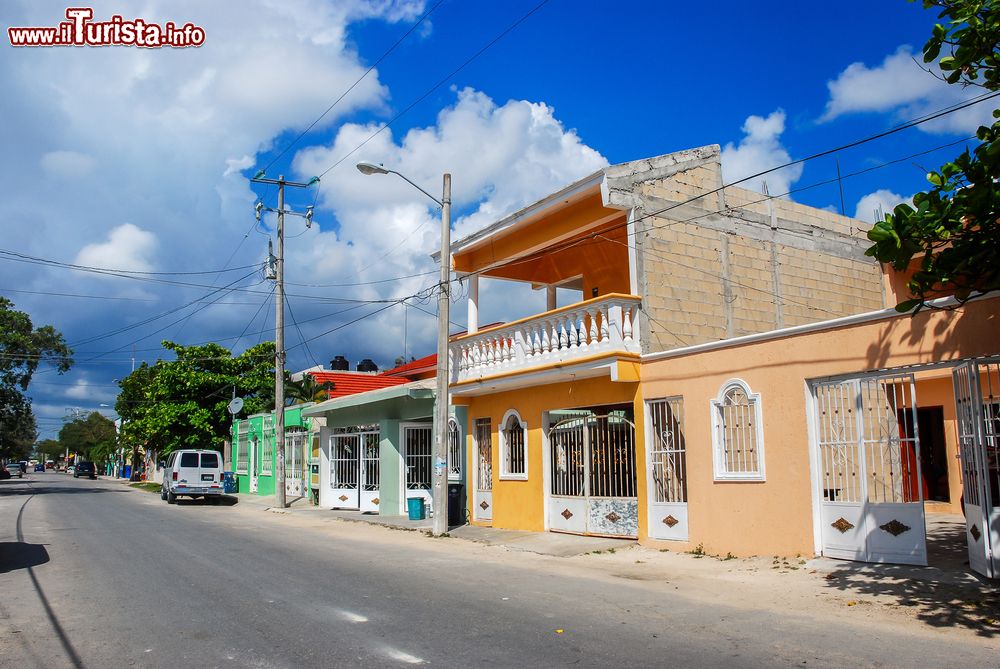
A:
[
  {"left": 448, "top": 419, "right": 462, "bottom": 481},
  {"left": 200, "top": 453, "right": 219, "bottom": 468},
  {"left": 261, "top": 415, "right": 274, "bottom": 475},
  {"left": 500, "top": 410, "right": 528, "bottom": 480},
  {"left": 711, "top": 380, "right": 765, "bottom": 480},
  {"left": 180, "top": 452, "right": 199, "bottom": 468},
  {"left": 236, "top": 422, "right": 249, "bottom": 474}
]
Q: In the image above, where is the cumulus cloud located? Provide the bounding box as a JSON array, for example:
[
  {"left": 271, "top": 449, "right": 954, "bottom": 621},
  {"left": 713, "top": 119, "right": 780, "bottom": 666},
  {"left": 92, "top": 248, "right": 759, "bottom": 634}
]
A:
[
  {"left": 854, "top": 189, "right": 912, "bottom": 224},
  {"left": 65, "top": 377, "right": 116, "bottom": 403},
  {"left": 75, "top": 224, "right": 158, "bottom": 272},
  {"left": 721, "top": 109, "right": 803, "bottom": 196},
  {"left": 821, "top": 46, "right": 993, "bottom": 134},
  {"left": 40, "top": 150, "right": 96, "bottom": 178}
]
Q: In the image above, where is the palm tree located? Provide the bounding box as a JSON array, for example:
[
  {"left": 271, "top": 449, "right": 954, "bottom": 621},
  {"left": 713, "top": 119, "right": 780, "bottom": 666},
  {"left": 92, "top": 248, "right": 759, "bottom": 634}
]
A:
[{"left": 284, "top": 374, "right": 333, "bottom": 405}]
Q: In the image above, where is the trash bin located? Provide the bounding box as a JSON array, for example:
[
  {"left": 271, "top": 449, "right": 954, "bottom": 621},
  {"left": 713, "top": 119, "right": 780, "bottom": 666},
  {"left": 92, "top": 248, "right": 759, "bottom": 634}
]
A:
[
  {"left": 407, "top": 497, "right": 426, "bottom": 521},
  {"left": 222, "top": 471, "right": 237, "bottom": 494},
  {"left": 123, "top": 465, "right": 132, "bottom": 479},
  {"left": 447, "top": 483, "right": 465, "bottom": 527}
]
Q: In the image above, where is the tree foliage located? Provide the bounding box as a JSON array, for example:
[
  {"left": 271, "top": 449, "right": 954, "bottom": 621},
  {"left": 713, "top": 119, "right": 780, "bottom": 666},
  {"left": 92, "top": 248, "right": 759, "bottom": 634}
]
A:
[
  {"left": 58, "top": 412, "right": 117, "bottom": 462},
  {"left": 284, "top": 373, "right": 333, "bottom": 405},
  {"left": 0, "top": 297, "right": 73, "bottom": 459},
  {"left": 867, "top": 0, "right": 1000, "bottom": 311},
  {"left": 115, "top": 340, "right": 275, "bottom": 458}
]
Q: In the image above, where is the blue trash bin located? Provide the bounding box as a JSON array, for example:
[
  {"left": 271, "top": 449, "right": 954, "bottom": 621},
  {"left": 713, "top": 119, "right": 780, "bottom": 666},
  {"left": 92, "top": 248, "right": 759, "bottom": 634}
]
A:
[
  {"left": 222, "top": 472, "right": 237, "bottom": 494},
  {"left": 407, "top": 497, "right": 426, "bottom": 521},
  {"left": 123, "top": 465, "right": 132, "bottom": 479}
]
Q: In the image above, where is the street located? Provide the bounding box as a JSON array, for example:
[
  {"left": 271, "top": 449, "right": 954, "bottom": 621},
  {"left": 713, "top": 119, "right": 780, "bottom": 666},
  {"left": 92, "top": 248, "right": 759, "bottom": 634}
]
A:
[{"left": 1, "top": 473, "right": 996, "bottom": 668}]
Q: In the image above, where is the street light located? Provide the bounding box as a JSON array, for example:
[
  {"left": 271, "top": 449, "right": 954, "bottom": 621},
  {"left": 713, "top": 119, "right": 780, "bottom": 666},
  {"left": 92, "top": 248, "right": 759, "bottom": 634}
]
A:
[{"left": 357, "top": 161, "right": 452, "bottom": 537}]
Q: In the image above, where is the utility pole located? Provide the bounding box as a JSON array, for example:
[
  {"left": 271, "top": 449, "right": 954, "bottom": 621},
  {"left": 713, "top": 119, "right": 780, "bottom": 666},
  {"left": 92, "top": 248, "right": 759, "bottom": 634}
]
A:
[
  {"left": 432, "top": 173, "right": 452, "bottom": 536},
  {"left": 250, "top": 172, "right": 317, "bottom": 509}
]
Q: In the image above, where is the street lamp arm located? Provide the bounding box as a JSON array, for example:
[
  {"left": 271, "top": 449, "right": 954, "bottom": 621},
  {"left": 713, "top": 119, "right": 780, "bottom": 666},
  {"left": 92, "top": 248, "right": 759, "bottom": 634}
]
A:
[
  {"left": 388, "top": 170, "right": 443, "bottom": 208},
  {"left": 355, "top": 162, "right": 442, "bottom": 207}
]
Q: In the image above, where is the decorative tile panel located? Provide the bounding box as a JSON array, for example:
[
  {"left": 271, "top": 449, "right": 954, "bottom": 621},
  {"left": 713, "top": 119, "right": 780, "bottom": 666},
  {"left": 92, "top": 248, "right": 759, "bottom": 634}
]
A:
[
  {"left": 663, "top": 515, "right": 680, "bottom": 528},
  {"left": 971, "top": 524, "right": 982, "bottom": 542},
  {"left": 480, "top": 500, "right": 490, "bottom": 510},
  {"left": 831, "top": 517, "right": 854, "bottom": 534},
  {"left": 879, "top": 519, "right": 911, "bottom": 537},
  {"left": 338, "top": 494, "right": 349, "bottom": 502},
  {"left": 605, "top": 511, "right": 621, "bottom": 524},
  {"left": 371, "top": 498, "right": 380, "bottom": 505},
  {"left": 561, "top": 508, "right": 574, "bottom": 520}
]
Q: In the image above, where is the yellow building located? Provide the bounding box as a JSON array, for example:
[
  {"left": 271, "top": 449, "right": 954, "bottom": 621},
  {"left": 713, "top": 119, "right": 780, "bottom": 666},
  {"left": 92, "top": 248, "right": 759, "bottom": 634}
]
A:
[{"left": 448, "top": 144, "right": 1000, "bottom": 576}]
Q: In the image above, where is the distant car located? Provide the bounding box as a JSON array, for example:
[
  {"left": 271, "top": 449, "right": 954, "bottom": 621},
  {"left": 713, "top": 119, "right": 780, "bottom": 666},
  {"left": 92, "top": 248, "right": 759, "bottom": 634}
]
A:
[
  {"left": 160, "top": 449, "right": 225, "bottom": 504},
  {"left": 74, "top": 461, "right": 96, "bottom": 479},
  {"left": 34, "top": 464, "right": 45, "bottom": 473},
  {"left": 3, "top": 463, "right": 23, "bottom": 479},
  {"left": 17, "top": 461, "right": 27, "bottom": 473},
  {"left": 45, "top": 461, "right": 54, "bottom": 470}
]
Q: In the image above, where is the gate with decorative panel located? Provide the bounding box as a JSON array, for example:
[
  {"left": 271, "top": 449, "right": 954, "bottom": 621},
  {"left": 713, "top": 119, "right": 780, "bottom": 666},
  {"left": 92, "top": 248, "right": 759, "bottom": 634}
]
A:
[
  {"left": 329, "top": 428, "right": 380, "bottom": 512},
  {"left": 645, "top": 397, "right": 688, "bottom": 541},
  {"left": 547, "top": 411, "right": 638, "bottom": 538},
  {"left": 812, "top": 374, "right": 927, "bottom": 566}
]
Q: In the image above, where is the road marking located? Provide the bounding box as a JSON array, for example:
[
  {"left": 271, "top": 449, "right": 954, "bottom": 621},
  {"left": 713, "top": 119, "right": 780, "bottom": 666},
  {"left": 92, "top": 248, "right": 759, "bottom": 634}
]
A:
[
  {"left": 383, "top": 647, "right": 424, "bottom": 664},
  {"left": 337, "top": 610, "right": 368, "bottom": 623}
]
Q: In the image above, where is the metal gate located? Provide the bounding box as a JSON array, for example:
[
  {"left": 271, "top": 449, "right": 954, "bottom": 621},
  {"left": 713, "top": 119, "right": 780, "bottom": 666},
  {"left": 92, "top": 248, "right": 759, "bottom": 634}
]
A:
[
  {"left": 548, "top": 412, "right": 638, "bottom": 538},
  {"left": 329, "top": 430, "right": 380, "bottom": 512},
  {"left": 249, "top": 436, "right": 259, "bottom": 494},
  {"left": 954, "top": 357, "right": 1000, "bottom": 578},
  {"left": 474, "top": 418, "right": 493, "bottom": 521},
  {"left": 284, "top": 430, "right": 306, "bottom": 498},
  {"left": 645, "top": 398, "right": 688, "bottom": 540},
  {"left": 813, "top": 374, "right": 926, "bottom": 565},
  {"left": 403, "top": 424, "right": 433, "bottom": 514}
]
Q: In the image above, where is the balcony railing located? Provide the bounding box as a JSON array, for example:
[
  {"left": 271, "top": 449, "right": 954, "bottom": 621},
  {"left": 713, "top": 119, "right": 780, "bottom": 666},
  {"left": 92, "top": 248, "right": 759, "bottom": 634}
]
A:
[{"left": 449, "top": 294, "right": 641, "bottom": 383}]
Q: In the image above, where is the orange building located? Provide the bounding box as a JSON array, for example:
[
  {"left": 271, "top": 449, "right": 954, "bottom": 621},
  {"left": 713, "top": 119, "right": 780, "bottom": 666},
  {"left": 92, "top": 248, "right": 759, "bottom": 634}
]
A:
[{"left": 447, "top": 144, "right": 1000, "bottom": 577}]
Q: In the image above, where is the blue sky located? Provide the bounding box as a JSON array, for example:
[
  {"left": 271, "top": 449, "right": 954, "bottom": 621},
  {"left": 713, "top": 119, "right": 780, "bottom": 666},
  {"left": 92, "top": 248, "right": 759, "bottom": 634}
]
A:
[{"left": 0, "top": 0, "right": 991, "bottom": 438}]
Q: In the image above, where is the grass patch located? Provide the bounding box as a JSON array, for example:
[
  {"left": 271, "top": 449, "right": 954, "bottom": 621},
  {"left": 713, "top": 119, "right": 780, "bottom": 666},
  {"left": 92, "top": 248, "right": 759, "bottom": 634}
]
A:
[{"left": 129, "top": 482, "right": 161, "bottom": 493}]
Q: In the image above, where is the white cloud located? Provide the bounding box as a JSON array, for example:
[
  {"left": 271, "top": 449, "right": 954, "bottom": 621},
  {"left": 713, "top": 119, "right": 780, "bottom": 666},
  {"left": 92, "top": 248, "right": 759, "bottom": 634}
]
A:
[
  {"left": 821, "top": 45, "right": 993, "bottom": 134},
  {"left": 65, "top": 377, "right": 116, "bottom": 403},
  {"left": 74, "top": 224, "right": 158, "bottom": 273},
  {"left": 854, "top": 189, "right": 912, "bottom": 224},
  {"left": 40, "top": 150, "right": 96, "bottom": 178},
  {"left": 721, "top": 109, "right": 803, "bottom": 196}
]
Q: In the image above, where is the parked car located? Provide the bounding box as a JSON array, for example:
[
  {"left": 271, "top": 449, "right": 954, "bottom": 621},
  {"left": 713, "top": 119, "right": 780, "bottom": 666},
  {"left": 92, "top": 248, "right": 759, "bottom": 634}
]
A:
[
  {"left": 17, "top": 461, "right": 27, "bottom": 473},
  {"left": 3, "top": 463, "right": 23, "bottom": 479},
  {"left": 160, "top": 450, "right": 225, "bottom": 504},
  {"left": 74, "top": 461, "right": 96, "bottom": 479},
  {"left": 66, "top": 465, "right": 75, "bottom": 475},
  {"left": 34, "top": 463, "right": 45, "bottom": 473}
]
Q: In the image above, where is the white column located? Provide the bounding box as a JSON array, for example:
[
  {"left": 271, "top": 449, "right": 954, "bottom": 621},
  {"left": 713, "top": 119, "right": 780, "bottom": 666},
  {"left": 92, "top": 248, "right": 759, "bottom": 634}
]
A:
[
  {"left": 467, "top": 274, "right": 479, "bottom": 334},
  {"left": 546, "top": 285, "right": 557, "bottom": 311}
]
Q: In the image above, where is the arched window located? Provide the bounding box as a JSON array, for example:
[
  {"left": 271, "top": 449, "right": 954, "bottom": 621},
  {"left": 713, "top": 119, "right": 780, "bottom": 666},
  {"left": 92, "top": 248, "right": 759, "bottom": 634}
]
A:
[
  {"left": 711, "top": 379, "right": 765, "bottom": 481},
  {"left": 500, "top": 410, "right": 528, "bottom": 479},
  {"left": 448, "top": 418, "right": 462, "bottom": 481}
]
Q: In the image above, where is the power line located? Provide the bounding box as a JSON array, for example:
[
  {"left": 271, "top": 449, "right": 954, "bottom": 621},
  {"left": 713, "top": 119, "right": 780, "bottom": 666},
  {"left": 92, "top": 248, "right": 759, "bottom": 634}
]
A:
[{"left": 0, "top": 248, "right": 259, "bottom": 276}]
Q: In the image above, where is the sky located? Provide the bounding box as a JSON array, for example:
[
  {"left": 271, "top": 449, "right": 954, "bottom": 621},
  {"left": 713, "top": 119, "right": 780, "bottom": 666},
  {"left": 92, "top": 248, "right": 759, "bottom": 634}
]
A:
[{"left": 1, "top": 0, "right": 993, "bottom": 438}]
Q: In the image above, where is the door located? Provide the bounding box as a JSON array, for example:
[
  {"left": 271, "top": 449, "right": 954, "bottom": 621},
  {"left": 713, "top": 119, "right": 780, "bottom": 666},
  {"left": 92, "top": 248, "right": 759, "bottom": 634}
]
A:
[
  {"left": 329, "top": 431, "right": 380, "bottom": 511},
  {"left": 646, "top": 397, "right": 688, "bottom": 541},
  {"left": 954, "top": 358, "right": 1000, "bottom": 578},
  {"left": 284, "top": 432, "right": 305, "bottom": 499},
  {"left": 814, "top": 374, "right": 927, "bottom": 566},
  {"left": 403, "top": 425, "right": 434, "bottom": 514},
  {"left": 547, "top": 412, "right": 638, "bottom": 538},
  {"left": 474, "top": 418, "right": 493, "bottom": 522},
  {"left": 249, "top": 436, "right": 259, "bottom": 494}
]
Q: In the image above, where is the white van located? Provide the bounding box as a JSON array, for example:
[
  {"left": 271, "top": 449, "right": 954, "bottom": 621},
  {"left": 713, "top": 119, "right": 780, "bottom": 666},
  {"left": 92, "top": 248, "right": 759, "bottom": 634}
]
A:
[{"left": 160, "top": 449, "right": 224, "bottom": 504}]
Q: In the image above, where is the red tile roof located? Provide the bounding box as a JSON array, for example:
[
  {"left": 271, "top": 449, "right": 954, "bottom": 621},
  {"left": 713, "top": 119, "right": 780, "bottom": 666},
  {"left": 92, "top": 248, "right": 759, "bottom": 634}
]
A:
[
  {"left": 380, "top": 354, "right": 437, "bottom": 379},
  {"left": 308, "top": 371, "right": 409, "bottom": 400}
]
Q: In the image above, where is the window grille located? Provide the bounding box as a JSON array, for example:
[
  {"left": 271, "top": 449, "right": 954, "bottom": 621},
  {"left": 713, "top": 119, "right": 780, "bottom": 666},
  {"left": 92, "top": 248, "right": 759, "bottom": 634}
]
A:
[
  {"left": 648, "top": 398, "right": 687, "bottom": 502},
  {"left": 405, "top": 426, "right": 432, "bottom": 490},
  {"left": 711, "top": 380, "right": 765, "bottom": 480},
  {"left": 501, "top": 411, "right": 527, "bottom": 479},
  {"left": 448, "top": 419, "right": 462, "bottom": 481},
  {"left": 261, "top": 415, "right": 274, "bottom": 475},
  {"left": 475, "top": 418, "right": 493, "bottom": 492},
  {"left": 235, "top": 421, "right": 249, "bottom": 474}
]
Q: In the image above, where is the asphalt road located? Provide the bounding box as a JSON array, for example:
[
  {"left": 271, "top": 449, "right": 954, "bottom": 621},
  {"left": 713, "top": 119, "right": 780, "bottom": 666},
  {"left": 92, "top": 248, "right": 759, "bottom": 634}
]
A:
[{"left": 0, "top": 473, "right": 992, "bottom": 668}]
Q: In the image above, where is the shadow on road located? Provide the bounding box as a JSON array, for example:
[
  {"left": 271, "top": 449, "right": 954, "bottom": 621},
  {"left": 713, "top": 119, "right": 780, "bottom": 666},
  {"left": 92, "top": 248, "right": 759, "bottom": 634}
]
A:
[
  {"left": 174, "top": 495, "right": 239, "bottom": 507},
  {"left": 0, "top": 541, "right": 50, "bottom": 573},
  {"left": 822, "top": 521, "right": 1000, "bottom": 637},
  {"left": 0, "top": 484, "right": 125, "bottom": 497}
]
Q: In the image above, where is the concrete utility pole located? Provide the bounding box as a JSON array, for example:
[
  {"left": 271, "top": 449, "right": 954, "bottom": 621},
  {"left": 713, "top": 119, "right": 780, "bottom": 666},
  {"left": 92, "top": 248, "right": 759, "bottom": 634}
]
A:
[
  {"left": 355, "top": 163, "right": 451, "bottom": 535},
  {"left": 250, "top": 172, "right": 317, "bottom": 509}
]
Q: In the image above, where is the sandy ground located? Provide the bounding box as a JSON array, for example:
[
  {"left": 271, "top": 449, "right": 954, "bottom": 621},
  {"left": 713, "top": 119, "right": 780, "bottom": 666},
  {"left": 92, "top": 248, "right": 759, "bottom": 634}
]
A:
[{"left": 207, "top": 491, "right": 1000, "bottom": 649}]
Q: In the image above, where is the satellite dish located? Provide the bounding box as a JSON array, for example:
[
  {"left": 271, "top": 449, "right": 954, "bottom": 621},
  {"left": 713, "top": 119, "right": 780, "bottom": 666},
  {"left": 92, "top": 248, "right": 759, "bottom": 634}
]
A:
[{"left": 227, "top": 397, "right": 245, "bottom": 415}]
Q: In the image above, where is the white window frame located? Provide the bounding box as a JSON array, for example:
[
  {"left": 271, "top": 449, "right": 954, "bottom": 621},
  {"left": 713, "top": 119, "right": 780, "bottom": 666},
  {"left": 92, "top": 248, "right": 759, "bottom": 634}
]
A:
[
  {"left": 711, "top": 378, "right": 766, "bottom": 481},
  {"left": 235, "top": 421, "right": 249, "bottom": 474},
  {"left": 447, "top": 418, "right": 462, "bottom": 481},
  {"left": 499, "top": 409, "right": 528, "bottom": 481}
]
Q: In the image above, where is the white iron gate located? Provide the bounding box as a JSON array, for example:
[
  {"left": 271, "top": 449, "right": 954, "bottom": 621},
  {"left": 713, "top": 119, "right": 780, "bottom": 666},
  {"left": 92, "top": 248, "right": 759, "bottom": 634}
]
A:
[
  {"left": 954, "top": 357, "right": 1000, "bottom": 578},
  {"left": 474, "top": 418, "right": 493, "bottom": 521},
  {"left": 284, "top": 430, "right": 306, "bottom": 498},
  {"left": 813, "top": 374, "right": 926, "bottom": 565},
  {"left": 548, "top": 412, "right": 638, "bottom": 538},
  {"left": 403, "top": 424, "right": 434, "bottom": 514},
  {"left": 329, "top": 429, "right": 380, "bottom": 512},
  {"left": 645, "top": 397, "right": 688, "bottom": 540}
]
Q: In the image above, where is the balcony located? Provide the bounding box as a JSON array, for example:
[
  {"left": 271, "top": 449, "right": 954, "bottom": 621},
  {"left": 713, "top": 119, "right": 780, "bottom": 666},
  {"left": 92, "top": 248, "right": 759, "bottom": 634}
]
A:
[{"left": 449, "top": 294, "right": 641, "bottom": 385}]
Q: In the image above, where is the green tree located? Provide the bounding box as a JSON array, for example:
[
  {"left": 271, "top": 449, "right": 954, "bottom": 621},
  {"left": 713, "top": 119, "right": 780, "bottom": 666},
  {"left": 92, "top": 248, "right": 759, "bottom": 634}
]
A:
[
  {"left": 867, "top": 0, "right": 1000, "bottom": 310},
  {"left": 284, "top": 373, "right": 333, "bottom": 405},
  {"left": 0, "top": 298, "right": 73, "bottom": 458},
  {"left": 58, "top": 412, "right": 116, "bottom": 461},
  {"left": 35, "top": 438, "right": 64, "bottom": 461},
  {"left": 115, "top": 340, "right": 275, "bottom": 461}
]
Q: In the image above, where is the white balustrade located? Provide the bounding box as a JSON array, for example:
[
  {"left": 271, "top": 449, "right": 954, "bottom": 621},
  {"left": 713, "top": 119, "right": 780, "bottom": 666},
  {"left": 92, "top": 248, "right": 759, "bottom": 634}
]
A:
[{"left": 449, "top": 295, "right": 641, "bottom": 383}]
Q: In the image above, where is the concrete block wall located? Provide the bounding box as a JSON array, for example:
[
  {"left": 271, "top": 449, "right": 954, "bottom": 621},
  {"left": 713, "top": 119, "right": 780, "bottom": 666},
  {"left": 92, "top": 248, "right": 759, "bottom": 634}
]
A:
[{"left": 622, "top": 147, "right": 885, "bottom": 353}]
